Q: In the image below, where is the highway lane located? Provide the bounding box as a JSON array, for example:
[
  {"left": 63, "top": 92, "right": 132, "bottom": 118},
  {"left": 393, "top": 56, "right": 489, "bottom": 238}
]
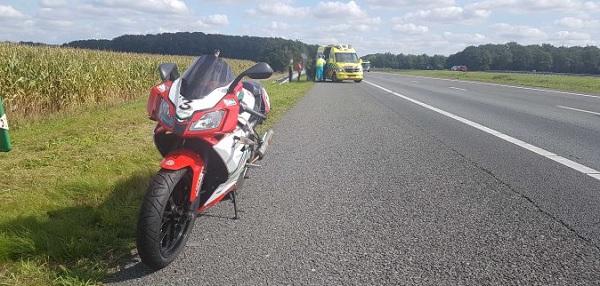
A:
[
  {"left": 110, "top": 79, "right": 600, "bottom": 285},
  {"left": 369, "top": 72, "right": 600, "bottom": 172},
  {"left": 364, "top": 72, "right": 600, "bottom": 247}
]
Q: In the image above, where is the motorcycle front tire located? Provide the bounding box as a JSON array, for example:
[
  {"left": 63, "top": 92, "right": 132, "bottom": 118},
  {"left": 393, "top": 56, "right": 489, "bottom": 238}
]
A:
[{"left": 136, "top": 169, "right": 196, "bottom": 270}]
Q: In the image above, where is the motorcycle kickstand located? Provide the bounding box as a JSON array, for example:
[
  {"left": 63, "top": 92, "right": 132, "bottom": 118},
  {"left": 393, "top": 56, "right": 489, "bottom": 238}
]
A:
[{"left": 231, "top": 190, "right": 238, "bottom": 220}]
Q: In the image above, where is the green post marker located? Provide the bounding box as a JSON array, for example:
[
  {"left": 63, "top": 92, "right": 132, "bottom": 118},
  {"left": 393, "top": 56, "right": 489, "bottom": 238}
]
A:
[{"left": 0, "top": 97, "right": 11, "bottom": 152}]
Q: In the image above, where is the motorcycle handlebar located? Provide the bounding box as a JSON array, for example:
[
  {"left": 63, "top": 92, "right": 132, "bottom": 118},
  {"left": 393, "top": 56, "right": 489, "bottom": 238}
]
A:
[{"left": 240, "top": 102, "right": 267, "bottom": 120}]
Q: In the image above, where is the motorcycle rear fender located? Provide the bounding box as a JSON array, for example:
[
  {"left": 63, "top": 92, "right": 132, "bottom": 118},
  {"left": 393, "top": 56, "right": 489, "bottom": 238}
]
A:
[{"left": 160, "top": 150, "right": 205, "bottom": 203}]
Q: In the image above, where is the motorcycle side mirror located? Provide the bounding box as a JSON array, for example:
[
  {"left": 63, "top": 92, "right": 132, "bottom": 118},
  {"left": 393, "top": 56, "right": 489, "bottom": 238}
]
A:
[
  {"left": 158, "top": 63, "right": 179, "bottom": 82},
  {"left": 244, "top": 62, "right": 274, "bottom": 80},
  {"left": 228, "top": 62, "right": 273, "bottom": 94}
]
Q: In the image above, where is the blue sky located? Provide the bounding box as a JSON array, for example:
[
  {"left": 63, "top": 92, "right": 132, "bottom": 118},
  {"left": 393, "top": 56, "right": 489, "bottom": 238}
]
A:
[{"left": 1, "top": 0, "right": 599, "bottom": 55}]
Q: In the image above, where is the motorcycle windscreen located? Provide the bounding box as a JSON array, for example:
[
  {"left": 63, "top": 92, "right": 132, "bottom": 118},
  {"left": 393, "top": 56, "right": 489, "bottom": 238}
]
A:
[{"left": 180, "top": 55, "right": 235, "bottom": 100}]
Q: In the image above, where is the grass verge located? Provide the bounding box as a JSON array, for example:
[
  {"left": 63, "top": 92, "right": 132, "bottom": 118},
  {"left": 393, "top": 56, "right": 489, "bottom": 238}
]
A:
[
  {"left": 0, "top": 80, "right": 313, "bottom": 286},
  {"left": 387, "top": 70, "right": 600, "bottom": 95}
]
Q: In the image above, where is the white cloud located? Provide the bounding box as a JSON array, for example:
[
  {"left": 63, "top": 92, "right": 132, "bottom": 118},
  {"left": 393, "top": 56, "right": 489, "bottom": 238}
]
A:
[
  {"left": 392, "top": 23, "right": 429, "bottom": 34},
  {"left": 405, "top": 6, "right": 463, "bottom": 19},
  {"left": 0, "top": 5, "right": 26, "bottom": 19},
  {"left": 467, "top": 0, "right": 599, "bottom": 13},
  {"left": 43, "top": 19, "right": 74, "bottom": 28},
  {"left": 402, "top": 6, "right": 489, "bottom": 23},
  {"left": 584, "top": 1, "right": 600, "bottom": 10},
  {"left": 40, "top": 0, "right": 68, "bottom": 8},
  {"left": 257, "top": 2, "right": 308, "bottom": 17},
  {"left": 94, "top": 0, "right": 188, "bottom": 14},
  {"left": 555, "top": 16, "right": 599, "bottom": 29},
  {"left": 313, "top": 1, "right": 367, "bottom": 18},
  {"left": 312, "top": 1, "right": 380, "bottom": 28},
  {"left": 195, "top": 14, "right": 229, "bottom": 28},
  {"left": 470, "top": 9, "right": 491, "bottom": 18},
  {"left": 467, "top": 0, "right": 578, "bottom": 11},
  {"left": 357, "top": 16, "right": 382, "bottom": 25},
  {"left": 443, "top": 31, "right": 486, "bottom": 45},
  {"left": 551, "top": 30, "right": 595, "bottom": 45},
  {"left": 555, "top": 30, "right": 591, "bottom": 40},
  {"left": 492, "top": 23, "right": 547, "bottom": 39},
  {"left": 365, "top": 0, "right": 456, "bottom": 9},
  {"left": 555, "top": 17, "right": 585, "bottom": 28},
  {"left": 325, "top": 23, "right": 352, "bottom": 32},
  {"left": 270, "top": 21, "right": 289, "bottom": 30}
]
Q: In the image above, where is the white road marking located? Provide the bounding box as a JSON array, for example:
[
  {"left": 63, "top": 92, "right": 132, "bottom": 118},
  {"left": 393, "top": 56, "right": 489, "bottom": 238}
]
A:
[
  {"left": 448, "top": 87, "right": 467, "bottom": 91},
  {"left": 364, "top": 80, "right": 600, "bottom": 181},
  {"left": 372, "top": 72, "right": 600, "bottom": 99},
  {"left": 411, "top": 81, "right": 419, "bottom": 83},
  {"left": 557, "top": 105, "right": 600, "bottom": 116}
]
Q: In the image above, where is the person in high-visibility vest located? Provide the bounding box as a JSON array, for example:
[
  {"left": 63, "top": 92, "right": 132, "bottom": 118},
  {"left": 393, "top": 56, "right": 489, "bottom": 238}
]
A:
[
  {"left": 0, "top": 97, "right": 11, "bottom": 152},
  {"left": 315, "top": 55, "right": 326, "bottom": 82}
]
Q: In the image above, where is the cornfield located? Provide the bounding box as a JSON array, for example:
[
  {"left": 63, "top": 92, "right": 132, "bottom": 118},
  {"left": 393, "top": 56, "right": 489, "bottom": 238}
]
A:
[{"left": 0, "top": 43, "right": 254, "bottom": 124}]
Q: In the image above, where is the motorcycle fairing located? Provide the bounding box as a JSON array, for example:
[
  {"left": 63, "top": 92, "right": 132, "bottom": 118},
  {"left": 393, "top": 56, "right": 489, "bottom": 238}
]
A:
[
  {"left": 160, "top": 150, "right": 205, "bottom": 203},
  {"left": 169, "top": 79, "right": 235, "bottom": 120},
  {"left": 213, "top": 127, "right": 251, "bottom": 173},
  {"left": 168, "top": 81, "right": 255, "bottom": 122},
  {"left": 199, "top": 148, "right": 251, "bottom": 212}
]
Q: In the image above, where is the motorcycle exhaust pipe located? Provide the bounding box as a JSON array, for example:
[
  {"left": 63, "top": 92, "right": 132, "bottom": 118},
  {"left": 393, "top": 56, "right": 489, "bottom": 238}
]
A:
[{"left": 256, "top": 129, "right": 274, "bottom": 160}]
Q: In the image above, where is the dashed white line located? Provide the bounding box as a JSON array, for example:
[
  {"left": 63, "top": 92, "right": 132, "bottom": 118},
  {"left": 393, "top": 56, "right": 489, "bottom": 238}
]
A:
[
  {"left": 364, "top": 80, "right": 600, "bottom": 182},
  {"left": 557, "top": 105, "right": 600, "bottom": 116},
  {"left": 448, "top": 87, "right": 467, "bottom": 91},
  {"left": 372, "top": 72, "right": 600, "bottom": 99},
  {"left": 411, "top": 80, "right": 419, "bottom": 83}
]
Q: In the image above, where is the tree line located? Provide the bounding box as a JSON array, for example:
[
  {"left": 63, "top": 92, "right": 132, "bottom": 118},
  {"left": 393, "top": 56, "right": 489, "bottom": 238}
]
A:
[
  {"left": 64, "top": 32, "right": 317, "bottom": 72},
  {"left": 363, "top": 42, "right": 600, "bottom": 74},
  {"left": 64, "top": 32, "right": 600, "bottom": 75},
  {"left": 362, "top": 53, "right": 447, "bottom": 70}
]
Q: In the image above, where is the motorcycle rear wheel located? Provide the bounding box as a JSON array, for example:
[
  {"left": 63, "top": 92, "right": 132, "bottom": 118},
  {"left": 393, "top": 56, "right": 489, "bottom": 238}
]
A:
[{"left": 136, "top": 169, "right": 196, "bottom": 270}]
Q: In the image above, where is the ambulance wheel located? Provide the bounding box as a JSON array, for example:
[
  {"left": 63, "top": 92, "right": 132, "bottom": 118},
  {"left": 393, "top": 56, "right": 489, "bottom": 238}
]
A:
[{"left": 333, "top": 73, "right": 340, "bottom": 82}]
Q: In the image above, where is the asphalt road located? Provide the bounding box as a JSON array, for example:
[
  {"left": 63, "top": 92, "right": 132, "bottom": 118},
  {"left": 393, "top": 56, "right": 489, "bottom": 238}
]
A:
[{"left": 109, "top": 73, "right": 600, "bottom": 285}]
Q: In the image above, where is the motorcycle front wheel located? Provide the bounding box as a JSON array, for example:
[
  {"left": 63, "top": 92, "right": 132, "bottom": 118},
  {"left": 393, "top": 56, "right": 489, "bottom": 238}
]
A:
[{"left": 136, "top": 169, "right": 196, "bottom": 270}]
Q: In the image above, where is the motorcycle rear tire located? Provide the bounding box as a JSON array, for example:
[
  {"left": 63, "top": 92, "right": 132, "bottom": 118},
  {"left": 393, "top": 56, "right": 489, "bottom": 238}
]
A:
[{"left": 136, "top": 169, "right": 196, "bottom": 270}]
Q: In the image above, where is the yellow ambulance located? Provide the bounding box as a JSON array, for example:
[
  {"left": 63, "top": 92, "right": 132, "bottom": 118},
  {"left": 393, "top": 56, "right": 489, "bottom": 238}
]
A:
[{"left": 317, "top": 44, "right": 363, "bottom": 83}]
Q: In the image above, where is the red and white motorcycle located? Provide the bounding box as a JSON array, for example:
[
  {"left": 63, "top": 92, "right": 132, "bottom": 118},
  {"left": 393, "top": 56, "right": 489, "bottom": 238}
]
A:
[{"left": 137, "top": 54, "right": 274, "bottom": 269}]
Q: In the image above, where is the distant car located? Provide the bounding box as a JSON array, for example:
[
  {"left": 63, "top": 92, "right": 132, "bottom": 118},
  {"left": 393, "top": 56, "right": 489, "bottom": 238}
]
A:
[
  {"left": 450, "top": 65, "right": 468, "bottom": 72},
  {"left": 361, "top": 61, "right": 371, "bottom": 72}
]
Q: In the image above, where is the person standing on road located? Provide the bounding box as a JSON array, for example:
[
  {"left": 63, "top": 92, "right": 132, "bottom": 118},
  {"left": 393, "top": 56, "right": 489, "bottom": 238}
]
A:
[
  {"left": 288, "top": 58, "right": 293, "bottom": 83},
  {"left": 295, "top": 62, "right": 303, "bottom": 82},
  {"left": 315, "top": 56, "right": 325, "bottom": 82}
]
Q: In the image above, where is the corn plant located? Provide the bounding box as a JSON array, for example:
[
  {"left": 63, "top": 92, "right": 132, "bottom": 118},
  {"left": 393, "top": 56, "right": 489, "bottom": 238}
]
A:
[{"left": 0, "top": 43, "right": 254, "bottom": 124}]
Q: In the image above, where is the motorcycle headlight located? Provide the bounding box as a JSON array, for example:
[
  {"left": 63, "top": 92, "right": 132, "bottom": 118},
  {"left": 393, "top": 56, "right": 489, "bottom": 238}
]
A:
[
  {"left": 190, "top": 110, "right": 224, "bottom": 131},
  {"left": 158, "top": 99, "right": 174, "bottom": 127}
]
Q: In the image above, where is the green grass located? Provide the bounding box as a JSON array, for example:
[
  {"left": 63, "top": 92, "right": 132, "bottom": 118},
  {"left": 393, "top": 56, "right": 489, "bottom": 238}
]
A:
[
  {"left": 0, "top": 79, "right": 313, "bottom": 286},
  {"left": 387, "top": 70, "right": 600, "bottom": 95}
]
